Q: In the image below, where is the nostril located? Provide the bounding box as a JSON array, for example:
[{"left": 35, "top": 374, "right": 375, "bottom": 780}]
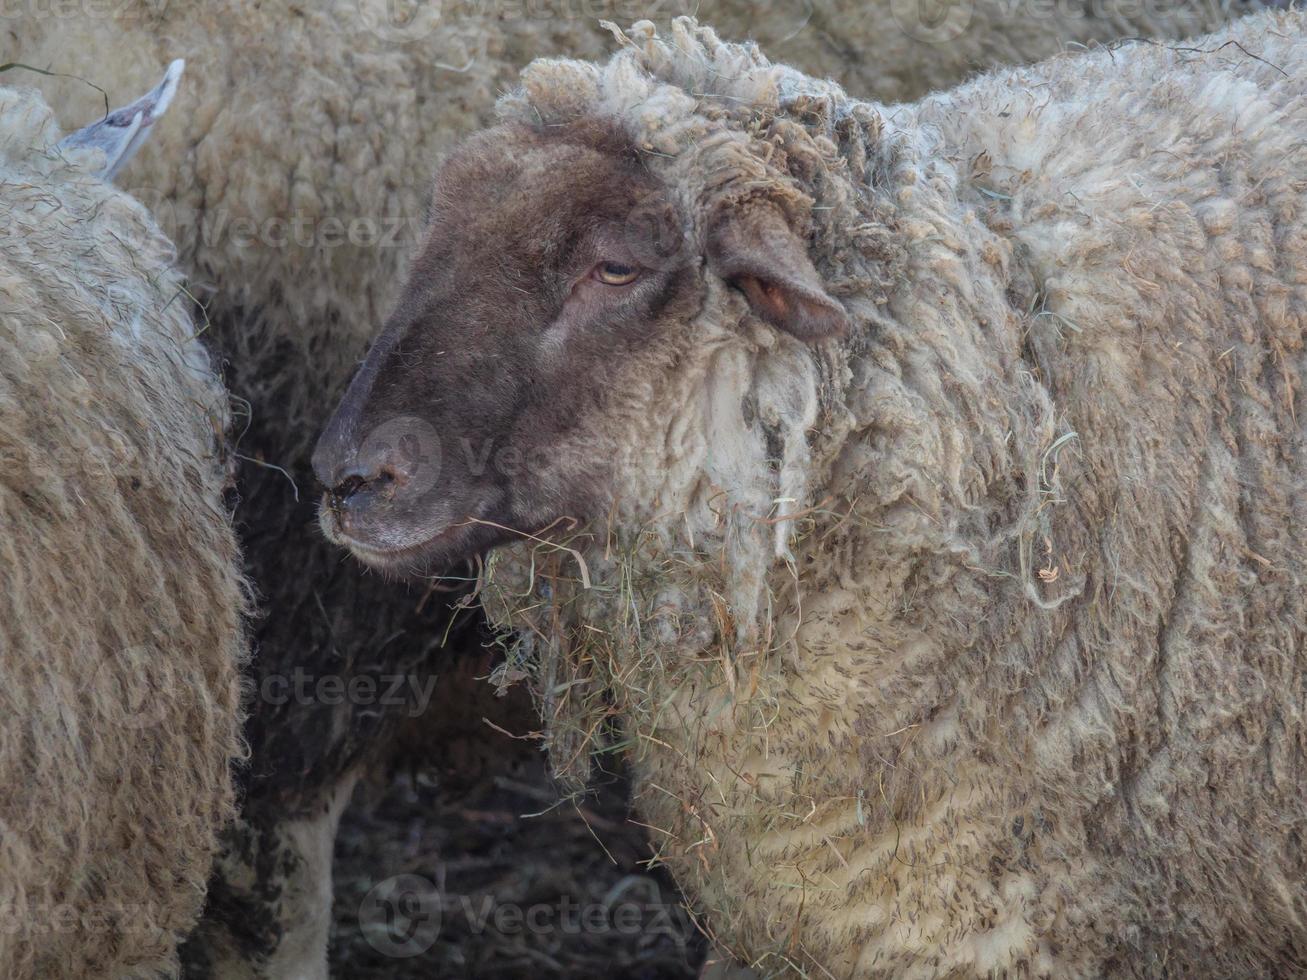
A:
[
  {"left": 330, "top": 470, "right": 370, "bottom": 506},
  {"left": 328, "top": 462, "right": 407, "bottom": 511}
]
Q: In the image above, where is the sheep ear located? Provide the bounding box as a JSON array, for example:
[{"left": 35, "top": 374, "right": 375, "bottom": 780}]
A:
[
  {"left": 57, "top": 59, "right": 184, "bottom": 182},
  {"left": 708, "top": 205, "right": 849, "bottom": 342}
]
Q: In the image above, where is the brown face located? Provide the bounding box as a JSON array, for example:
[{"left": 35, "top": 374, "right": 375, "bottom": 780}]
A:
[{"left": 313, "top": 119, "right": 848, "bottom": 577}]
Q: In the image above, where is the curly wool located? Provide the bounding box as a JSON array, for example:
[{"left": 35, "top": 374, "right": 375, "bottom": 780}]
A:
[
  {"left": 482, "top": 14, "right": 1307, "bottom": 977},
  {"left": 0, "top": 88, "right": 247, "bottom": 979}
]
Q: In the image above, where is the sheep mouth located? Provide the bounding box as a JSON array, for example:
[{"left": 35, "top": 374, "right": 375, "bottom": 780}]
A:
[{"left": 317, "top": 495, "right": 506, "bottom": 577}]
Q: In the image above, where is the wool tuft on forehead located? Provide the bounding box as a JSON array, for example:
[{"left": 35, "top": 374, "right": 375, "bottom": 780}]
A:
[{"left": 496, "top": 17, "right": 916, "bottom": 301}]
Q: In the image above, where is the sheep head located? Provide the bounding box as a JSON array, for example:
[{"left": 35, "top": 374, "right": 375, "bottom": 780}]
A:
[{"left": 312, "top": 117, "right": 847, "bottom": 578}]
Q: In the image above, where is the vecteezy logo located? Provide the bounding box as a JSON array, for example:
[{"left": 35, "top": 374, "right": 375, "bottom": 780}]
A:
[
  {"left": 358, "top": 874, "right": 442, "bottom": 957},
  {"left": 353, "top": 0, "right": 444, "bottom": 42},
  {"left": 358, "top": 415, "right": 443, "bottom": 496},
  {"left": 889, "top": 0, "right": 974, "bottom": 43},
  {"left": 115, "top": 184, "right": 185, "bottom": 266}
]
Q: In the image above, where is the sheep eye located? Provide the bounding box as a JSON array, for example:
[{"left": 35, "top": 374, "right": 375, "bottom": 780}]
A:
[{"left": 593, "top": 261, "right": 639, "bottom": 286}]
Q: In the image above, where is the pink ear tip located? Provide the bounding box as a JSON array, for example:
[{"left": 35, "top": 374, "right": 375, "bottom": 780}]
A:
[{"left": 149, "top": 60, "right": 185, "bottom": 122}]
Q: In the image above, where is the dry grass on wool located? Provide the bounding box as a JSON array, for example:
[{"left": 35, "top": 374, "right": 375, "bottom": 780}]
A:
[
  {"left": 479, "top": 513, "right": 948, "bottom": 977},
  {"left": 0, "top": 86, "right": 248, "bottom": 979}
]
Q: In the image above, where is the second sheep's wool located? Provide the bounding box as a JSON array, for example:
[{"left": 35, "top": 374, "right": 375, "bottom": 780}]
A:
[{"left": 0, "top": 86, "right": 247, "bottom": 980}]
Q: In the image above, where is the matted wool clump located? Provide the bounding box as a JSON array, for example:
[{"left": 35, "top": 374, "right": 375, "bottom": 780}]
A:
[
  {"left": 480, "top": 14, "right": 1307, "bottom": 976},
  {"left": 0, "top": 86, "right": 247, "bottom": 979}
]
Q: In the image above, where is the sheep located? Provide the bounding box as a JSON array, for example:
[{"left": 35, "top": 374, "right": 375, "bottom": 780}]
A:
[
  {"left": 0, "top": 80, "right": 247, "bottom": 979},
  {"left": 7, "top": 0, "right": 1278, "bottom": 972},
  {"left": 313, "top": 11, "right": 1307, "bottom": 977}
]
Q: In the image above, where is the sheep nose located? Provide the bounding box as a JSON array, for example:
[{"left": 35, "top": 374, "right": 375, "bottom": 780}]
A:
[{"left": 326, "top": 464, "right": 402, "bottom": 512}]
